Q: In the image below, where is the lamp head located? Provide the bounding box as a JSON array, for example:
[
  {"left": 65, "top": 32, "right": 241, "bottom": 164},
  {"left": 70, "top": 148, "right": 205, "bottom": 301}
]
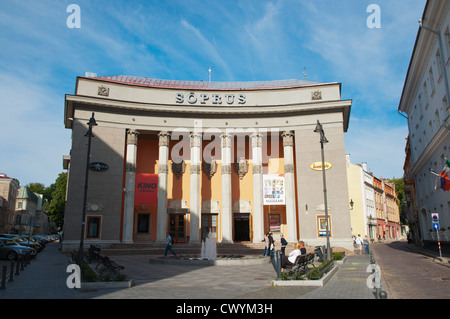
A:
[
  {"left": 314, "top": 120, "right": 322, "bottom": 133},
  {"left": 87, "top": 112, "right": 97, "bottom": 127}
]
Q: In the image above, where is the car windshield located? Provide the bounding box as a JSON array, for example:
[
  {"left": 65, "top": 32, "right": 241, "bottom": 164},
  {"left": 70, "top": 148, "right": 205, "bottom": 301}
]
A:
[{"left": 1, "top": 239, "right": 19, "bottom": 246}]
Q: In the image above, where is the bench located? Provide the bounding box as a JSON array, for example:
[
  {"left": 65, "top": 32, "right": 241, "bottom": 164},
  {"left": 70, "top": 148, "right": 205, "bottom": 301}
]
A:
[
  {"left": 305, "top": 253, "right": 316, "bottom": 268},
  {"left": 88, "top": 244, "right": 101, "bottom": 264},
  {"left": 282, "top": 254, "right": 308, "bottom": 280},
  {"left": 97, "top": 255, "right": 125, "bottom": 275}
]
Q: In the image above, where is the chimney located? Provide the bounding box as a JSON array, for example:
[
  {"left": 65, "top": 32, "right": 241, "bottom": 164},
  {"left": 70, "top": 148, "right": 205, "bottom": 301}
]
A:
[{"left": 362, "top": 162, "right": 367, "bottom": 172}]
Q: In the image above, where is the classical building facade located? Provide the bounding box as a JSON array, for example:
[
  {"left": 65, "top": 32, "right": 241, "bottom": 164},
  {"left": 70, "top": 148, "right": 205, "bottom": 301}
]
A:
[
  {"left": 399, "top": 0, "right": 450, "bottom": 244},
  {"left": 62, "top": 75, "right": 354, "bottom": 252}
]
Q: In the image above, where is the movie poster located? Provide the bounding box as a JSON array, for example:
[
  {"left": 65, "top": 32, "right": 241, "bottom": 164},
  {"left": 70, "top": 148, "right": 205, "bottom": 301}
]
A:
[{"left": 263, "top": 174, "right": 285, "bottom": 205}]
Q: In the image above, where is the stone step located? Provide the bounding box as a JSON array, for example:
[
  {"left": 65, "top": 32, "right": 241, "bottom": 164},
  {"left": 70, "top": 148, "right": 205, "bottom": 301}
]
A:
[{"left": 102, "top": 242, "right": 267, "bottom": 256}]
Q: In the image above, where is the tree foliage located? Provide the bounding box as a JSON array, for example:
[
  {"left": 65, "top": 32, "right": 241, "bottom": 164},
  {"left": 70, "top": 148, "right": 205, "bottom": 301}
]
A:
[{"left": 42, "top": 172, "right": 67, "bottom": 230}]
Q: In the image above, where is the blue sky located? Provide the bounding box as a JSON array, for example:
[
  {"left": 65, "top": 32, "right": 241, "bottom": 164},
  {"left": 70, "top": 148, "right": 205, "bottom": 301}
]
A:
[{"left": 0, "top": 0, "right": 426, "bottom": 187}]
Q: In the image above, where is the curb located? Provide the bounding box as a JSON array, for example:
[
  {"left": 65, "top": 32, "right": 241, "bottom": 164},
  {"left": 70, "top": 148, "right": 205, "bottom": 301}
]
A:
[
  {"left": 149, "top": 255, "right": 270, "bottom": 266},
  {"left": 271, "top": 263, "right": 339, "bottom": 287},
  {"left": 81, "top": 279, "right": 135, "bottom": 289}
]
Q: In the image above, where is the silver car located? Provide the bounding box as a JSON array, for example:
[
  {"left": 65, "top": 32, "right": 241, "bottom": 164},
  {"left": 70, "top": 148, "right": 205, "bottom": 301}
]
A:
[{"left": 0, "top": 238, "right": 35, "bottom": 261}]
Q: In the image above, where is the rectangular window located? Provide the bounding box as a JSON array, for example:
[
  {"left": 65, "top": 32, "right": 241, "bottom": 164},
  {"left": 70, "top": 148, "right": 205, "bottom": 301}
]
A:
[{"left": 86, "top": 216, "right": 101, "bottom": 239}]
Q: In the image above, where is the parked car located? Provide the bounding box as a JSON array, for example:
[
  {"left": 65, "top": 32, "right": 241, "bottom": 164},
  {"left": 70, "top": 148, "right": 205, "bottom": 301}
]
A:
[
  {"left": 0, "top": 234, "right": 43, "bottom": 252},
  {"left": 0, "top": 238, "right": 36, "bottom": 261}
]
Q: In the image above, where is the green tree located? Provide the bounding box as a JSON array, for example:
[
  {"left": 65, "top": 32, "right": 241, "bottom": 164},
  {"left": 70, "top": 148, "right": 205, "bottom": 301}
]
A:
[
  {"left": 27, "top": 182, "right": 53, "bottom": 201},
  {"left": 43, "top": 172, "right": 67, "bottom": 230}
]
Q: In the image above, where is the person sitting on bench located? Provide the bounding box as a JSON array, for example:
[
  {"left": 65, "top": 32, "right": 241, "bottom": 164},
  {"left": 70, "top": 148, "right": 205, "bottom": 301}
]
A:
[{"left": 282, "top": 243, "right": 301, "bottom": 268}]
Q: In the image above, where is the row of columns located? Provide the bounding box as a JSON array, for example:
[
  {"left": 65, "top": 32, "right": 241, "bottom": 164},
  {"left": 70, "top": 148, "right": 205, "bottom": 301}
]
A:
[{"left": 122, "top": 129, "right": 298, "bottom": 244}]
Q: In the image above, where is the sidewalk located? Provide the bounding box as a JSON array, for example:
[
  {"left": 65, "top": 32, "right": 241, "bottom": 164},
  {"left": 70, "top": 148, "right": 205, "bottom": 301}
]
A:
[{"left": 0, "top": 242, "right": 379, "bottom": 299}]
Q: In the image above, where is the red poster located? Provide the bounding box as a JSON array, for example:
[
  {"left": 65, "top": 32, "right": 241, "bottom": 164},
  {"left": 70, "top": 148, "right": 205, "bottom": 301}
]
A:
[{"left": 135, "top": 174, "right": 158, "bottom": 205}]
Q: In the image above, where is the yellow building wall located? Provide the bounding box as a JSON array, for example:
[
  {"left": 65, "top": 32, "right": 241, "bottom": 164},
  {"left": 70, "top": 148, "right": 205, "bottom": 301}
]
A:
[
  {"left": 346, "top": 163, "right": 366, "bottom": 237},
  {"left": 135, "top": 135, "right": 287, "bottom": 242}
]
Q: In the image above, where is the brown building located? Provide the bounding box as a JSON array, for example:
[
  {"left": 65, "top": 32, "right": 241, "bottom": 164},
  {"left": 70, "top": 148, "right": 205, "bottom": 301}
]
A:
[{"left": 0, "top": 173, "right": 20, "bottom": 233}]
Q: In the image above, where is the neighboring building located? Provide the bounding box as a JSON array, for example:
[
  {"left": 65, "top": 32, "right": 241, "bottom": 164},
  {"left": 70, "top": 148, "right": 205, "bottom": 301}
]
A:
[
  {"left": 14, "top": 186, "right": 38, "bottom": 234},
  {"left": 403, "top": 138, "right": 421, "bottom": 244},
  {"left": 346, "top": 156, "right": 391, "bottom": 242},
  {"left": 34, "top": 193, "right": 50, "bottom": 235},
  {"left": 62, "top": 75, "right": 354, "bottom": 253},
  {"left": 398, "top": 0, "right": 450, "bottom": 245},
  {"left": 0, "top": 173, "right": 20, "bottom": 233}
]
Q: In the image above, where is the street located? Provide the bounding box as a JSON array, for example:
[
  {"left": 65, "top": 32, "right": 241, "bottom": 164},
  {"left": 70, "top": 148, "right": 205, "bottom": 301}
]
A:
[{"left": 371, "top": 241, "right": 450, "bottom": 299}]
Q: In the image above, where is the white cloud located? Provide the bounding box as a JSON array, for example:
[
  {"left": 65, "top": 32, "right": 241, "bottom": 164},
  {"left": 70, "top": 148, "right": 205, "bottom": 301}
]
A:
[{"left": 0, "top": 72, "right": 71, "bottom": 187}]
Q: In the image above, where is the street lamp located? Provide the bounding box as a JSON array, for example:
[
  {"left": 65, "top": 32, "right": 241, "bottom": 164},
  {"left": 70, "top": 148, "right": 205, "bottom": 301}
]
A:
[
  {"left": 314, "top": 120, "right": 332, "bottom": 261},
  {"left": 78, "top": 112, "right": 97, "bottom": 265}
]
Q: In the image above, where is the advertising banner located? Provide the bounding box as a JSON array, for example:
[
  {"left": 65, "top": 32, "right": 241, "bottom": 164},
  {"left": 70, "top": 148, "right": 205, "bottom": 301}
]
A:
[
  {"left": 263, "top": 174, "right": 285, "bottom": 205},
  {"left": 135, "top": 174, "right": 158, "bottom": 205}
]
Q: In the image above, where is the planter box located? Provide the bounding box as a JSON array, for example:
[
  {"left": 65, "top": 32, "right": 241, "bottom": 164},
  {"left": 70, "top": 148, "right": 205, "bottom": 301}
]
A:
[
  {"left": 81, "top": 279, "right": 134, "bottom": 289},
  {"left": 271, "top": 264, "right": 338, "bottom": 287}
]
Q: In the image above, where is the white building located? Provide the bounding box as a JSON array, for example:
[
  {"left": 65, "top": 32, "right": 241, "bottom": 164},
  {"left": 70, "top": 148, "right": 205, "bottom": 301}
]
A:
[{"left": 398, "top": 0, "right": 450, "bottom": 244}]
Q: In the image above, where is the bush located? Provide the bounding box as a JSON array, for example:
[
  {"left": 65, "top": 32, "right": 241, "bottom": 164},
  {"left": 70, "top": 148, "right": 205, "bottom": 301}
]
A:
[{"left": 332, "top": 252, "right": 345, "bottom": 260}]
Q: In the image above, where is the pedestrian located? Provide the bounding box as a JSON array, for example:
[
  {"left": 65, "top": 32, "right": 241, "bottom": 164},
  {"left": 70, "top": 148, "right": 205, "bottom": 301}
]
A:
[
  {"left": 355, "top": 234, "right": 364, "bottom": 254},
  {"left": 164, "top": 232, "right": 176, "bottom": 256},
  {"left": 298, "top": 240, "right": 306, "bottom": 255},
  {"left": 363, "top": 235, "right": 370, "bottom": 254},
  {"left": 268, "top": 232, "right": 275, "bottom": 255},
  {"left": 262, "top": 233, "right": 269, "bottom": 256},
  {"left": 281, "top": 243, "right": 301, "bottom": 268},
  {"left": 280, "top": 234, "right": 288, "bottom": 255}
]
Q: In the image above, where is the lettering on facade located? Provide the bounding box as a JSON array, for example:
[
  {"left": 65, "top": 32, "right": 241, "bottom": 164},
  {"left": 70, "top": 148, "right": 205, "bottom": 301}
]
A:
[{"left": 175, "top": 93, "right": 246, "bottom": 105}]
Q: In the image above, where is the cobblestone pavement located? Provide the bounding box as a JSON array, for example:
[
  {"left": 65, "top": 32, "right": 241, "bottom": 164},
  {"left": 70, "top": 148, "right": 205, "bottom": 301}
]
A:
[
  {"left": 371, "top": 241, "right": 450, "bottom": 299},
  {"left": 0, "top": 242, "right": 378, "bottom": 300}
]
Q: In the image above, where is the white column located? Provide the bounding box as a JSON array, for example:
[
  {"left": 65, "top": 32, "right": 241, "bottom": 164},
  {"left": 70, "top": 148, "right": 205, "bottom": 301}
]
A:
[
  {"left": 221, "top": 133, "right": 233, "bottom": 243},
  {"left": 282, "top": 131, "right": 298, "bottom": 242},
  {"left": 122, "top": 129, "right": 139, "bottom": 243},
  {"left": 156, "top": 131, "right": 170, "bottom": 243},
  {"left": 189, "top": 132, "right": 202, "bottom": 243},
  {"left": 251, "top": 131, "right": 264, "bottom": 243}
]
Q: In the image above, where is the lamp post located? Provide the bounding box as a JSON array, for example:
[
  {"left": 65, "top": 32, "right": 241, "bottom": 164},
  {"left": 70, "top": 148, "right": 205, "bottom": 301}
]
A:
[
  {"left": 78, "top": 112, "right": 97, "bottom": 265},
  {"left": 314, "top": 120, "right": 332, "bottom": 261}
]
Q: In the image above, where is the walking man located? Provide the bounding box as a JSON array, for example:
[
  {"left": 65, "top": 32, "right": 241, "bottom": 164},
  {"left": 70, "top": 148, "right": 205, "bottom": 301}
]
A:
[{"left": 164, "top": 232, "right": 176, "bottom": 256}]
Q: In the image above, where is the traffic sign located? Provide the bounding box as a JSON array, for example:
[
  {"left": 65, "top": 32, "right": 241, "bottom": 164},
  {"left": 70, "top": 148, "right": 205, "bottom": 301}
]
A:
[
  {"left": 433, "top": 223, "right": 440, "bottom": 230},
  {"left": 431, "top": 213, "right": 439, "bottom": 221}
]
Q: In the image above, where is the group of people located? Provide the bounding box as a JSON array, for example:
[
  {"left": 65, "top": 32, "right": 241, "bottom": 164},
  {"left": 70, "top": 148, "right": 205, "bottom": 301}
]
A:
[
  {"left": 262, "top": 232, "right": 309, "bottom": 269},
  {"left": 354, "top": 234, "right": 370, "bottom": 254}
]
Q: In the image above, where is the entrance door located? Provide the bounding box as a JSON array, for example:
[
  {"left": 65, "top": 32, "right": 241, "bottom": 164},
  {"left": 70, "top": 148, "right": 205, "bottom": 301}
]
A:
[
  {"left": 169, "top": 214, "right": 186, "bottom": 243},
  {"left": 135, "top": 213, "right": 151, "bottom": 242},
  {"left": 234, "top": 214, "right": 250, "bottom": 242}
]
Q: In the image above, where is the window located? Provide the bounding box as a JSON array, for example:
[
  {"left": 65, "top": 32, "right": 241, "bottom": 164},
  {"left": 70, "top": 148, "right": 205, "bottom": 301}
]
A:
[
  {"left": 436, "top": 50, "right": 443, "bottom": 79},
  {"left": 86, "top": 216, "right": 101, "bottom": 239},
  {"left": 429, "top": 68, "right": 435, "bottom": 93}
]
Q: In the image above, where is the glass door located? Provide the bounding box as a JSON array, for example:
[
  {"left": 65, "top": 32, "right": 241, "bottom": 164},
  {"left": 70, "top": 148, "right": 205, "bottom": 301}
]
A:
[{"left": 169, "top": 214, "right": 186, "bottom": 243}]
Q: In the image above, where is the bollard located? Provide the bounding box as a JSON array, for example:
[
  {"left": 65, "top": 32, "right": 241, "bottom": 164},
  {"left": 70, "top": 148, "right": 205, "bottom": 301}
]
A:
[
  {"left": 20, "top": 256, "right": 24, "bottom": 270},
  {"left": 1, "top": 265, "right": 6, "bottom": 289},
  {"left": 270, "top": 250, "right": 282, "bottom": 279},
  {"left": 15, "top": 259, "right": 20, "bottom": 276},
  {"left": 8, "top": 262, "right": 14, "bottom": 282}
]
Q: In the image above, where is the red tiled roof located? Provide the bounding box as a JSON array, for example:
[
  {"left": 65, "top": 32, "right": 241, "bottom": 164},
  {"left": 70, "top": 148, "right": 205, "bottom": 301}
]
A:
[{"left": 85, "top": 75, "right": 326, "bottom": 90}]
